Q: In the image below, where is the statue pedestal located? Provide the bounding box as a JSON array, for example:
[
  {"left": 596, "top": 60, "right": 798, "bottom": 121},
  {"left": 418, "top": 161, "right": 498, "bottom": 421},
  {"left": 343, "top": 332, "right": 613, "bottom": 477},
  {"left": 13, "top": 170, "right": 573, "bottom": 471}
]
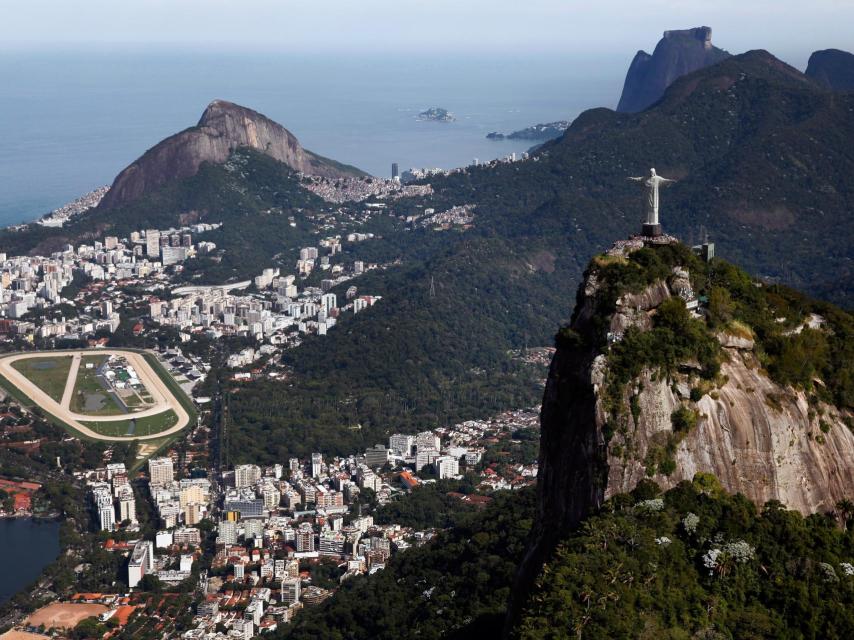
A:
[{"left": 642, "top": 223, "right": 662, "bottom": 238}]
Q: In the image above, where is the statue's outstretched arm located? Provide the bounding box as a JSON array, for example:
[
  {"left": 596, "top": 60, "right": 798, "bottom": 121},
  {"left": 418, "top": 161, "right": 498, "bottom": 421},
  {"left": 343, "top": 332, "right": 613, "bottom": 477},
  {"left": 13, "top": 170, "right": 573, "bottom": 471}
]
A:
[
  {"left": 661, "top": 177, "right": 677, "bottom": 186},
  {"left": 627, "top": 176, "right": 644, "bottom": 182}
]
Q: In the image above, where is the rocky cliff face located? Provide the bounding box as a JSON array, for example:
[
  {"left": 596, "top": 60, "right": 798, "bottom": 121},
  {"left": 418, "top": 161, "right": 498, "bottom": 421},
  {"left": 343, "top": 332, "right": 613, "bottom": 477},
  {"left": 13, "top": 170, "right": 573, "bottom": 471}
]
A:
[
  {"left": 508, "top": 236, "right": 854, "bottom": 630},
  {"left": 603, "top": 320, "right": 854, "bottom": 515},
  {"left": 617, "top": 27, "right": 730, "bottom": 113},
  {"left": 806, "top": 48, "right": 854, "bottom": 92},
  {"left": 100, "top": 100, "right": 364, "bottom": 210},
  {"left": 543, "top": 238, "right": 853, "bottom": 517}
]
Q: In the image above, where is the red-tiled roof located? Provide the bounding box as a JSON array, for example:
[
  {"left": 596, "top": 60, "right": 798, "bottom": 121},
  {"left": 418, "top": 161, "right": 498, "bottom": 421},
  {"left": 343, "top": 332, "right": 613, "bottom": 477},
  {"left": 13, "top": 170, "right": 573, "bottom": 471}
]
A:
[{"left": 114, "top": 605, "right": 136, "bottom": 626}]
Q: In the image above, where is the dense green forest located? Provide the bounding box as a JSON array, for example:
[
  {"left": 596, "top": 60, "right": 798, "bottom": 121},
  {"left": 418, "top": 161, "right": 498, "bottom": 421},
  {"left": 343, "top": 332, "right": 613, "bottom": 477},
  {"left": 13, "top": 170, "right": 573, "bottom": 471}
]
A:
[
  {"left": 225, "top": 232, "right": 852, "bottom": 465},
  {"left": 421, "top": 51, "right": 854, "bottom": 307},
  {"left": 518, "top": 477, "right": 854, "bottom": 639}
]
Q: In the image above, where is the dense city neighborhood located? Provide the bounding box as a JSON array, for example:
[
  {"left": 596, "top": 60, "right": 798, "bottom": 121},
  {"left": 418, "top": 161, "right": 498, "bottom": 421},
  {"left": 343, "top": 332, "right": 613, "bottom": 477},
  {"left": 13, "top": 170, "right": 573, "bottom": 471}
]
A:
[{"left": 18, "top": 407, "right": 539, "bottom": 638}]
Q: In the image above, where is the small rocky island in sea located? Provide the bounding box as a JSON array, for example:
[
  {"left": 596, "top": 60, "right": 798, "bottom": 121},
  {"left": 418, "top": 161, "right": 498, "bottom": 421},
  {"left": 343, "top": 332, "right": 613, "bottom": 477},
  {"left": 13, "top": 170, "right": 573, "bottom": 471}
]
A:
[
  {"left": 417, "top": 107, "right": 455, "bottom": 122},
  {"left": 486, "top": 120, "right": 570, "bottom": 141}
]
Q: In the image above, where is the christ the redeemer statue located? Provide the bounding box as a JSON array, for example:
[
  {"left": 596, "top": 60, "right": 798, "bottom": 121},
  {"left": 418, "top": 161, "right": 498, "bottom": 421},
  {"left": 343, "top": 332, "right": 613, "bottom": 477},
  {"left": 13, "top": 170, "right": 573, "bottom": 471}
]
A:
[{"left": 628, "top": 168, "right": 675, "bottom": 237}]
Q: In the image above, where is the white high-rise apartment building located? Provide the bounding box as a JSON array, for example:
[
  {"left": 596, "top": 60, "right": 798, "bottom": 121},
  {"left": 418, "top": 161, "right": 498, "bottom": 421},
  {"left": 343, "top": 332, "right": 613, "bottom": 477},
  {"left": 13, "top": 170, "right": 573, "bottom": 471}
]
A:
[
  {"left": 145, "top": 229, "right": 161, "bottom": 258},
  {"left": 415, "top": 449, "right": 440, "bottom": 472},
  {"left": 235, "top": 464, "right": 262, "bottom": 488},
  {"left": 321, "top": 293, "right": 337, "bottom": 313},
  {"left": 116, "top": 485, "right": 137, "bottom": 524},
  {"left": 262, "top": 483, "right": 281, "bottom": 511},
  {"left": 416, "top": 430, "right": 441, "bottom": 452},
  {"left": 435, "top": 456, "right": 460, "bottom": 480},
  {"left": 128, "top": 540, "right": 153, "bottom": 588},
  {"left": 219, "top": 520, "right": 238, "bottom": 545},
  {"left": 389, "top": 434, "right": 415, "bottom": 457},
  {"left": 311, "top": 453, "right": 323, "bottom": 478},
  {"left": 281, "top": 577, "right": 301, "bottom": 605},
  {"left": 90, "top": 484, "right": 114, "bottom": 531},
  {"left": 148, "top": 457, "right": 174, "bottom": 486}
]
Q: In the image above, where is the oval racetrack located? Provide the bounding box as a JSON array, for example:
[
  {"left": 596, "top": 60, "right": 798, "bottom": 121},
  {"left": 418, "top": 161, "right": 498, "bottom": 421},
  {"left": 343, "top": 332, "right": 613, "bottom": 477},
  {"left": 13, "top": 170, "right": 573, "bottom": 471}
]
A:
[{"left": 0, "top": 349, "right": 191, "bottom": 441}]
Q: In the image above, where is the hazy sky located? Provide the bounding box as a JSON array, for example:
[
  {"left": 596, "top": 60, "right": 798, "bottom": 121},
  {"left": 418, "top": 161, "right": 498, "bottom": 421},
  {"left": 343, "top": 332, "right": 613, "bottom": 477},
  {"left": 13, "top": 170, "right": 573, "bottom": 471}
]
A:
[{"left": 3, "top": 0, "right": 852, "bottom": 67}]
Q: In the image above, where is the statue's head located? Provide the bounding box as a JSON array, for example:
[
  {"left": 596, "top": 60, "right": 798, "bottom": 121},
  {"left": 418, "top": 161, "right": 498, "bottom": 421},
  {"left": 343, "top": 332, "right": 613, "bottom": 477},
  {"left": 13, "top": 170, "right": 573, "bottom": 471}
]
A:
[{"left": 650, "top": 168, "right": 657, "bottom": 176}]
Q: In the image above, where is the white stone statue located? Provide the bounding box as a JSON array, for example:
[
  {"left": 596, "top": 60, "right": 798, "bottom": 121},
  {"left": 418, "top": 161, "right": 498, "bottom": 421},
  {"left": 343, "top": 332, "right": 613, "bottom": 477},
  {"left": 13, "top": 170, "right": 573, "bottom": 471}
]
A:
[{"left": 628, "top": 168, "right": 676, "bottom": 226}]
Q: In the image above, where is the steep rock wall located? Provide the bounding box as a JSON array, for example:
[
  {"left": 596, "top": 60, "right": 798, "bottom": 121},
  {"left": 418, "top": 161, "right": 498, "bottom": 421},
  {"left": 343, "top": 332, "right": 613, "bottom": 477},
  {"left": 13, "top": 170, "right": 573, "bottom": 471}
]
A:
[
  {"left": 806, "top": 48, "right": 854, "bottom": 92},
  {"left": 605, "top": 350, "right": 854, "bottom": 513},
  {"left": 617, "top": 27, "right": 730, "bottom": 113}
]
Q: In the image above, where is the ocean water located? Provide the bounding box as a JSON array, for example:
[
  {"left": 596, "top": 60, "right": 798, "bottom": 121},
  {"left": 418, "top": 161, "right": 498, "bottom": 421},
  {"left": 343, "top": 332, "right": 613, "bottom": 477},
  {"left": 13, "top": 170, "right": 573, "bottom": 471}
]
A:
[{"left": 0, "top": 50, "right": 626, "bottom": 227}]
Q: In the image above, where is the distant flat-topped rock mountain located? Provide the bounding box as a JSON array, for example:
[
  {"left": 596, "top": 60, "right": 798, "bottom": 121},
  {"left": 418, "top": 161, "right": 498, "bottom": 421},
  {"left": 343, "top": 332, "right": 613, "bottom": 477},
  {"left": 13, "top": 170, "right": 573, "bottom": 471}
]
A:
[
  {"left": 99, "top": 100, "right": 365, "bottom": 210},
  {"left": 806, "top": 48, "right": 854, "bottom": 91},
  {"left": 617, "top": 26, "right": 730, "bottom": 113}
]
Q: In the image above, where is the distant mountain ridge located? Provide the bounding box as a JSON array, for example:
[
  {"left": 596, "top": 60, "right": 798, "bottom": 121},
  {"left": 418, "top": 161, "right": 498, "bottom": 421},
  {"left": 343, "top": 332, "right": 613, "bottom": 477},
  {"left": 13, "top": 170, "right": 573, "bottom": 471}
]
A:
[
  {"left": 617, "top": 26, "right": 730, "bottom": 113},
  {"left": 806, "top": 48, "right": 854, "bottom": 91},
  {"left": 99, "top": 100, "right": 366, "bottom": 210}
]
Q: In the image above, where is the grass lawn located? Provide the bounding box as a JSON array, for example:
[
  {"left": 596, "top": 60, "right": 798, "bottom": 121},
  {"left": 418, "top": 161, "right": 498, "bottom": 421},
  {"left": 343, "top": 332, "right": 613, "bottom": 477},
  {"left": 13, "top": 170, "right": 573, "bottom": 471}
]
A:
[
  {"left": 124, "top": 393, "right": 143, "bottom": 408},
  {"left": 70, "top": 356, "right": 127, "bottom": 416},
  {"left": 79, "top": 409, "right": 179, "bottom": 438},
  {"left": 11, "top": 356, "right": 73, "bottom": 402}
]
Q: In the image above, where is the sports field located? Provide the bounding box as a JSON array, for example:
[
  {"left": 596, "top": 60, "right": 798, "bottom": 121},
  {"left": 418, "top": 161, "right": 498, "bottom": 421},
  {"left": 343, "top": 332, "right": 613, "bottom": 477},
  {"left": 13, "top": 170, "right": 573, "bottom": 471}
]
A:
[
  {"left": 0, "top": 350, "right": 192, "bottom": 442},
  {"left": 25, "top": 603, "right": 108, "bottom": 629}
]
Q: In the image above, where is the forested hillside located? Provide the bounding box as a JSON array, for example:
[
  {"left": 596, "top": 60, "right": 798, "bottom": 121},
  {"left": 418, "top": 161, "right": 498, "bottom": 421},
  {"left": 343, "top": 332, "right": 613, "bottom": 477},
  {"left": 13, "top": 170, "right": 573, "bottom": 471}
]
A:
[
  {"left": 222, "top": 51, "right": 854, "bottom": 461},
  {"left": 224, "top": 231, "right": 568, "bottom": 461},
  {"left": 517, "top": 477, "right": 854, "bottom": 639},
  {"left": 267, "top": 478, "right": 854, "bottom": 639}
]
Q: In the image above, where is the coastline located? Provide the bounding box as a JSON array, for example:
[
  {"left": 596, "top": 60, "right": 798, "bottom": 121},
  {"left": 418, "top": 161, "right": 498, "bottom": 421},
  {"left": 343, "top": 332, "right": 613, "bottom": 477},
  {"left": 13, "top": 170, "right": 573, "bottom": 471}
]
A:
[{"left": 0, "top": 512, "right": 61, "bottom": 521}]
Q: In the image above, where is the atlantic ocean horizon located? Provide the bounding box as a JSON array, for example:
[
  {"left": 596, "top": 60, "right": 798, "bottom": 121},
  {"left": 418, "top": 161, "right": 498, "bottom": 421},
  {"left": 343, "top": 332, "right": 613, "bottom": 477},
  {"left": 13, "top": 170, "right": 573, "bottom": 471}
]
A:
[{"left": 0, "top": 49, "right": 624, "bottom": 227}]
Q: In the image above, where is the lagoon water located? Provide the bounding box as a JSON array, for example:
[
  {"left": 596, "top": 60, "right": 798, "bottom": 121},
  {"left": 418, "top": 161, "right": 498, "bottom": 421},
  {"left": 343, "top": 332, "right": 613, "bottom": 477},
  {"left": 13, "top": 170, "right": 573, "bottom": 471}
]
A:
[
  {"left": 0, "top": 518, "right": 60, "bottom": 604},
  {"left": 0, "top": 50, "right": 626, "bottom": 227}
]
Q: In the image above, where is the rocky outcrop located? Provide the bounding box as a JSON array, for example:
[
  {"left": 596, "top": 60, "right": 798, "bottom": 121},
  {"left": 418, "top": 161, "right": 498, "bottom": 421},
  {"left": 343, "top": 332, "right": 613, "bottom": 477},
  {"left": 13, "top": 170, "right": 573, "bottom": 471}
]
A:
[
  {"left": 100, "top": 100, "right": 365, "bottom": 210},
  {"left": 606, "top": 354, "right": 853, "bottom": 513},
  {"left": 806, "top": 48, "right": 854, "bottom": 92},
  {"left": 507, "top": 239, "right": 854, "bottom": 632},
  {"left": 617, "top": 27, "right": 730, "bottom": 113},
  {"left": 540, "top": 244, "right": 853, "bottom": 521}
]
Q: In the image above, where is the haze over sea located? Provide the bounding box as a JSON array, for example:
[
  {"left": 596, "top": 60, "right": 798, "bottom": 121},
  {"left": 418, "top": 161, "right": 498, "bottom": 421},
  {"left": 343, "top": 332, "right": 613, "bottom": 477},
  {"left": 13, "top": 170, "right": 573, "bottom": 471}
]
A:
[{"left": 0, "top": 51, "right": 625, "bottom": 228}]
